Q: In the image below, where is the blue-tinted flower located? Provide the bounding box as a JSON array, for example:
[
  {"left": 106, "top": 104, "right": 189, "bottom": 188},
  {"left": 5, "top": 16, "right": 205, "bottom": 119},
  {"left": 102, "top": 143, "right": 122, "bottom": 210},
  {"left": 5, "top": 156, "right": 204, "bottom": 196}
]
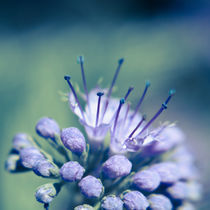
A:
[
  {"left": 150, "top": 162, "right": 180, "bottom": 184},
  {"left": 61, "top": 127, "right": 86, "bottom": 155},
  {"left": 20, "top": 147, "right": 45, "bottom": 169},
  {"left": 35, "top": 183, "right": 61, "bottom": 204},
  {"left": 36, "top": 117, "right": 60, "bottom": 140},
  {"left": 148, "top": 194, "right": 172, "bottom": 210},
  {"left": 122, "top": 190, "right": 149, "bottom": 210},
  {"left": 12, "top": 133, "right": 34, "bottom": 152},
  {"left": 33, "top": 159, "right": 60, "bottom": 178},
  {"left": 79, "top": 175, "right": 104, "bottom": 198},
  {"left": 102, "top": 155, "right": 132, "bottom": 179},
  {"left": 5, "top": 57, "right": 201, "bottom": 210},
  {"left": 132, "top": 169, "right": 161, "bottom": 192},
  {"left": 101, "top": 195, "right": 123, "bottom": 210},
  {"left": 60, "top": 161, "right": 85, "bottom": 182}
]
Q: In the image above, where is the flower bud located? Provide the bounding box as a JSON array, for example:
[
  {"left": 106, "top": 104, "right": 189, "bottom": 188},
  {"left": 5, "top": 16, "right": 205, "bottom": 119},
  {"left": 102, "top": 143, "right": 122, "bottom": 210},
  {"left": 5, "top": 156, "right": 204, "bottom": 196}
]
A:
[
  {"left": 60, "top": 161, "right": 85, "bottom": 182},
  {"left": 78, "top": 175, "right": 104, "bottom": 198},
  {"left": 177, "top": 202, "right": 195, "bottom": 210},
  {"left": 122, "top": 190, "right": 149, "bottom": 210},
  {"left": 148, "top": 194, "right": 172, "bottom": 210},
  {"left": 150, "top": 162, "right": 179, "bottom": 184},
  {"left": 20, "top": 147, "right": 45, "bottom": 169},
  {"left": 35, "top": 183, "right": 61, "bottom": 204},
  {"left": 132, "top": 169, "right": 161, "bottom": 192},
  {"left": 61, "top": 127, "right": 86, "bottom": 155},
  {"left": 101, "top": 195, "right": 123, "bottom": 210},
  {"left": 74, "top": 204, "right": 94, "bottom": 210},
  {"left": 166, "top": 181, "right": 188, "bottom": 201},
  {"left": 36, "top": 117, "right": 60, "bottom": 140},
  {"left": 33, "top": 159, "right": 60, "bottom": 178},
  {"left": 12, "top": 133, "right": 34, "bottom": 152},
  {"left": 102, "top": 155, "right": 132, "bottom": 179},
  {"left": 5, "top": 154, "right": 28, "bottom": 173}
]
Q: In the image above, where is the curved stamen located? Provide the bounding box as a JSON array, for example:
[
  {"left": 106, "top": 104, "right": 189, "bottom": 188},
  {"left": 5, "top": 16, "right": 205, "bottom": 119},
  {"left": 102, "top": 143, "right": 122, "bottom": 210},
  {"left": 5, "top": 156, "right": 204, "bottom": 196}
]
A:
[
  {"left": 102, "top": 58, "right": 124, "bottom": 119},
  {"left": 112, "top": 98, "right": 125, "bottom": 136},
  {"left": 130, "top": 80, "right": 150, "bottom": 120},
  {"left": 64, "top": 75, "right": 85, "bottom": 120},
  {"left": 95, "top": 92, "right": 104, "bottom": 127},
  {"left": 124, "top": 86, "right": 134, "bottom": 100},
  {"left": 129, "top": 115, "right": 146, "bottom": 138},
  {"left": 137, "top": 89, "right": 175, "bottom": 136},
  {"left": 77, "top": 56, "right": 89, "bottom": 102}
]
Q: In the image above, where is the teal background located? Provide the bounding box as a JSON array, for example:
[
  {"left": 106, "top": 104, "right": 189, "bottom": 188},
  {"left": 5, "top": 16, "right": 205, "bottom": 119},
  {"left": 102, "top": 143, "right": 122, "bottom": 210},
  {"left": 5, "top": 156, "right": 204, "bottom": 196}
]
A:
[{"left": 0, "top": 1, "right": 210, "bottom": 209}]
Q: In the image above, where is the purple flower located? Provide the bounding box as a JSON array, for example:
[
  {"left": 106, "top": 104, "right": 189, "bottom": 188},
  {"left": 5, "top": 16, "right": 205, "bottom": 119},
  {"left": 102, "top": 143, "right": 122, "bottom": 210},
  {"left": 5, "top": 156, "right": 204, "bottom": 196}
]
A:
[
  {"left": 61, "top": 127, "right": 86, "bottom": 155},
  {"left": 74, "top": 204, "right": 94, "bottom": 210},
  {"left": 60, "top": 161, "right": 85, "bottom": 182},
  {"left": 12, "top": 133, "right": 34, "bottom": 152},
  {"left": 142, "top": 125, "right": 185, "bottom": 156},
  {"left": 101, "top": 195, "right": 123, "bottom": 210},
  {"left": 36, "top": 117, "right": 60, "bottom": 140},
  {"left": 122, "top": 191, "right": 149, "bottom": 210},
  {"left": 35, "top": 183, "right": 59, "bottom": 204},
  {"left": 166, "top": 181, "right": 188, "bottom": 201},
  {"left": 102, "top": 155, "right": 132, "bottom": 179},
  {"left": 78, "top": 175, "right": 104, "bottom": 198},
  {"left": 150, "top": 162, "right": 180, "bottom": 184},
  {"left": 132, "top": 169, "right": 161, "bottom": 192},
  {"left": 20, "top": 147, "right": 45, "bottom": 169},
  {"left": 148, "top": 194, "right": 172, "bottom": 210},
  {"left": 33, "top": 159, "right": 59, "bottom": 178}
]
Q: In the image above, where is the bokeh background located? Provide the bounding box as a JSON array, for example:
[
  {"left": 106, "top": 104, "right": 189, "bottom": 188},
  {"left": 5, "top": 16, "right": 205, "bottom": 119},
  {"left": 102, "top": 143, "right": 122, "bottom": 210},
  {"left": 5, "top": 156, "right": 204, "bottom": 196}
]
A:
[{"left": 0, "top": 0, "right": 210, "bottom": 209}]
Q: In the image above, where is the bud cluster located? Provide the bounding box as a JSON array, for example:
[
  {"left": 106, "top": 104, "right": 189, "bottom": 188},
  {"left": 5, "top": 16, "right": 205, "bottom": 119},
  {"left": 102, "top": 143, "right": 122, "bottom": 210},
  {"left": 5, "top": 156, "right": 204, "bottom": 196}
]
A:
[{"left": 5, "top": 57, "right": 201, "bottom": 210}]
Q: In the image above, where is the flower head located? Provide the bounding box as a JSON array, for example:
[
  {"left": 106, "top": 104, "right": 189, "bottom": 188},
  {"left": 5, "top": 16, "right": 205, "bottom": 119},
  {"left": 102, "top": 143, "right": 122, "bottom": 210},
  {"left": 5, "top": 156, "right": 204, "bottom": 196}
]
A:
[{"left": 5, "top": 57, "right": 201, "bottom": 210}]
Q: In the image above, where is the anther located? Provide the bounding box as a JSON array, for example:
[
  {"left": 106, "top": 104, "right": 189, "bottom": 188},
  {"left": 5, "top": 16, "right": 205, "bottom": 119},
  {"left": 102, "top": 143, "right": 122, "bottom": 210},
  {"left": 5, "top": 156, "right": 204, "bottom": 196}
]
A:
[{"left": 95, "top": 92, "right": 104, "bottom": 127}]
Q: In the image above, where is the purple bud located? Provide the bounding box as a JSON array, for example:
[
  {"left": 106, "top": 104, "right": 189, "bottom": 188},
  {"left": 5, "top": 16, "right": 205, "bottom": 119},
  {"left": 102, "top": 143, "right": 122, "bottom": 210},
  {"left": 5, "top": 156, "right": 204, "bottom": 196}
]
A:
[
  {"left": 101, "top": 195, "right": 123, "bottom": 210},
  {"left": 78, "top": 175, "right": 104, "bottom": 198},
  {"left": 150, "top": 162, "right": 179, "bottom": 184},
  {"left": 33, "top": 159, "right": 59, "bottom": 178},
  {"left": 20, "top": 147, "right": 45, "bottom": 169},
  {"left": 122, "top": 191, "right": 149, "bottom": 210},
  {"left": 35, "top": 183, "right": 60, "bottom": 204},
  {"left": 36, "top": 117, "right": 60, "bottom": 140},
  {"left": 148, "top": 194, "right": 172, "bottom": 210},
  {"left": 74, "top": 204, "right": 94, "bottom": 210},
  {"left": 60, "top": 161, "right": 85, "bottom": 182},
  {"left": 61, "top": 127, "right": 86, "bottom": 155},
  {"left": 132, "top": 169, "right": 161, "bottom": 192},
  {"left": 5, "top": 154, "right": 28, "bottom": 172},
  {"left": 102, "top": 155, "right": 132, "bottom": 179},
  {"left": 166, "top": 181, "right": 188, "bottom": 201},
  {"left": 12, "top": 133, "right": 34, "bottom": 152}
]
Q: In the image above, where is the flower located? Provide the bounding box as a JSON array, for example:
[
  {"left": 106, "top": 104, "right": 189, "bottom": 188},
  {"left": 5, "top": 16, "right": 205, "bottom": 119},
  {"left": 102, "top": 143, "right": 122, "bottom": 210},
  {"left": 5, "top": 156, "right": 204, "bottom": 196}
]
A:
[
  {"left": 122, "top": 190, "right": 149, "bottom": 210},
  {"left": 78, "top": 175, "right": 104, "bottom": 198},
  {"left": 102, "top": 155, "right": 132, "bottom": 179},
  {"left": 61, "top": 127, "right": 86, "bottom": 155},
  {"left": 60, "top": 161, "right": 85, "bottom": 182},
  {"left": 5, "top": 57, "right": 201, "bottom": 210},
  {"left": 36, "top": 117, "right": 60, "bottom": 140},
  {"left": 101, "top": 195, "right": 124, "bottom": 210}
]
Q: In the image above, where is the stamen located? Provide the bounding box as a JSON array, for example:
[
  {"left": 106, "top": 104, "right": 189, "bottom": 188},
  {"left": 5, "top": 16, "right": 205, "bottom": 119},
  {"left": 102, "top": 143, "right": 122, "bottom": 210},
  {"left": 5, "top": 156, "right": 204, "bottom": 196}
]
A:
[
  {"left": 102, "top": 58, "right": 124, "bottom": 119},
  {"left": 131, "top": 80, "right": 150, "bottom": 120},
  {"left": 77, "top": 56, "right": 89, "bottom": 102},
  {"left": 64, "top": 75, "right": 85, "bottom": 120},
  {"left": 137, "top": 89, "right": 175, "bottom": 136},
  {"left": 95, "top": 92, "right": 104, "bottom": 127},
  {"left": 129, "top": 115, "right": 146, "bottom": 138},
  {"left": 112, "top": 98, "right": 125, "bottom": 136},
  {"left": 124, "top": 86, "right": 134, "bottom": 100}
]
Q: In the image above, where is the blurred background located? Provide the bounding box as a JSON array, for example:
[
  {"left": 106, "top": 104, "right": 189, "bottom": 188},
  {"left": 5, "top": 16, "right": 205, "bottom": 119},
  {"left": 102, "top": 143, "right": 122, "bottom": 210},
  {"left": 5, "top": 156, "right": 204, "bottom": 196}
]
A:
[{"left": 0, "top": 0, "right": 210, "bottom": 209}]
